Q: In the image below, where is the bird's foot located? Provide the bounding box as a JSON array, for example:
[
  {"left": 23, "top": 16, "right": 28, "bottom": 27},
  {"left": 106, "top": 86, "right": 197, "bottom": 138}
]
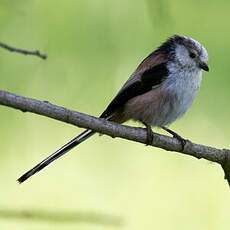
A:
[
  {"left": 161, "top": 126, "right": 187, "bottom": 151},
  {"left": 143, "top": 122, "right": 154, "bottom": 145},
  {"left": 172, "top": 132, "right": 187, "bottom": 151}
]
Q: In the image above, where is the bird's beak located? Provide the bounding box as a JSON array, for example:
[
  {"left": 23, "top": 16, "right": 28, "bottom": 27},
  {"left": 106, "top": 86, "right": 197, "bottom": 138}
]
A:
[{"left": 199, "top": 61, "right": 209, "bottom": 72}]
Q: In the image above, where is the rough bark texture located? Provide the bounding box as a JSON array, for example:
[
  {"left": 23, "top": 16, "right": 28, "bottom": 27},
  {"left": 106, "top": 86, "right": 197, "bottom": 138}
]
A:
[{"left": 0, "top": 90, "right": 229, "bottom": 185}]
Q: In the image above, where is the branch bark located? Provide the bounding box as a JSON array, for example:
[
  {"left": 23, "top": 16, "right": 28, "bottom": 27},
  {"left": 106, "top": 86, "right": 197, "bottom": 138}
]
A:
[
  {"left": 0, "top": 42, "right": 47, "bottom": 59},
  {"left": 0, "top": 90, "right": 229, "bottom": 185}
]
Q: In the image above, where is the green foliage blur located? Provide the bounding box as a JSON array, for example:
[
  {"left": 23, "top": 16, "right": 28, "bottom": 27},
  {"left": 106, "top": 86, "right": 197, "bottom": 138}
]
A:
[{"left": 0, "top": 0, "right": 229, "bottom": 229}]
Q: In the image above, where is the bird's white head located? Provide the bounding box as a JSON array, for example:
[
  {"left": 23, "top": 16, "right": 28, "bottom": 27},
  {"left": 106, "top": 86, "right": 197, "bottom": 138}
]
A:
[{"left": 172, "top": 35, "right": 209, "bottom": 72}]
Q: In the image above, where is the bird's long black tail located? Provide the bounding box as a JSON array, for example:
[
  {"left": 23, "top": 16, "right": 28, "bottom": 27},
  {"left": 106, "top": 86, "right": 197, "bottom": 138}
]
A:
[{"left": 17, "top": 129, "right": 95, "bottom": 183}]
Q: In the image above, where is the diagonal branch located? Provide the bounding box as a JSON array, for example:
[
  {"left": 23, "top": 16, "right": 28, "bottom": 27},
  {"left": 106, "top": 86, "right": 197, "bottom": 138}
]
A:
[
  {"left": 0, "top": 42, "right": 47, "bottom": 59},
  {"left": 0, "top": 90, "right": 229, "bottom": 185}
]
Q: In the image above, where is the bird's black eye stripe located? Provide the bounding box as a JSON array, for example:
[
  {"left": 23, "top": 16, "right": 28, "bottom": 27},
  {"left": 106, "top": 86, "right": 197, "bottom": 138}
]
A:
[{"left": 189, "top": 52, "right": 196, "bottom": 59}]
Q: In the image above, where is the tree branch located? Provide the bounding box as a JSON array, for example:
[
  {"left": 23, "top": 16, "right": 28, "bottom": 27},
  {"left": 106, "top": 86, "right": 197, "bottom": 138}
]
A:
[
  {"left": 0, "top": 42, "right": 47, "bottom": 59},
  {"left": 0, "top": 209, "right": 122, "bottom": 226},
  {"left": 0, "top": 90, "right": 229, "bottom": 185}
]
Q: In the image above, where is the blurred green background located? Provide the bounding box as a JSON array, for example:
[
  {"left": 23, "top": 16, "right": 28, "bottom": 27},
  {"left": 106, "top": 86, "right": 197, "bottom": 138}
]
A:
[{"left": 0, "top": 0, "right": 229, "bottom": 229}]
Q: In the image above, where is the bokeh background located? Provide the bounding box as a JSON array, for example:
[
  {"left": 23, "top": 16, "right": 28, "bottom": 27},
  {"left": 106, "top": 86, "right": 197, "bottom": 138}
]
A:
[{"left": 0, "top": 0, "right": 229, "bottom": 229}]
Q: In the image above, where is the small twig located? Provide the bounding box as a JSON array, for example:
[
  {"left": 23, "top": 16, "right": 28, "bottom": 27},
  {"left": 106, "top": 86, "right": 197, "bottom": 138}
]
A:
[
  {"left": 221, "top": 149, "right": 230, "bottom": 186},
  {"left": 0, "top": 209, "right": 123, "bottom": 225},
  {"left": 0, "top": 42, "right": 47, "bottom": 59},
  {"left": 0, "top": 90, "right": 229, "bottom": 185}
]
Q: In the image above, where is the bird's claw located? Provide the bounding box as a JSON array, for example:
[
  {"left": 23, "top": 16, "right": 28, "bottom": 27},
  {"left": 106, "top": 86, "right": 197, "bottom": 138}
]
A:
[
  {"left": 161, "top": 126, "right": 187, "bottom": 151},
  {"left": 172, "top": 133, "right": 187, "bottom": 151},
  {"left": 143, "top": 123, "right": 154, "bottom": 145}
]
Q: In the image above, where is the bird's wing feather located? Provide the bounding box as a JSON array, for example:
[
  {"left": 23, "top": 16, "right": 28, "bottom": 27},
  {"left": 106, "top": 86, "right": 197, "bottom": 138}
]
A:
[{"left": 100, "top": 52, "right": 169, "bottom": 118}]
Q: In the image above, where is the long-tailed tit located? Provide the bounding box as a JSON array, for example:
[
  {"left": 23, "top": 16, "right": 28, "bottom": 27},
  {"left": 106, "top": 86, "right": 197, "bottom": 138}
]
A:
[{"left": 18, "top": 35, "right": 209, "bottom": 183}]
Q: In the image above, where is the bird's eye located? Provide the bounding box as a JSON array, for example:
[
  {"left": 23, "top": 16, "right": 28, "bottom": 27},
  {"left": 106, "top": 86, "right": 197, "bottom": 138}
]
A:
[{"left": 189, "top": 52, "right": 196, "bottom": 59}]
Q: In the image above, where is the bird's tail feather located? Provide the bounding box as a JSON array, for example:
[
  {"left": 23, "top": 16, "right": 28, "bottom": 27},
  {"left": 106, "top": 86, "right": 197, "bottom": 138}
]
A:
[{"left": 17, "top": 129, "right": 95, "bottom": 183}]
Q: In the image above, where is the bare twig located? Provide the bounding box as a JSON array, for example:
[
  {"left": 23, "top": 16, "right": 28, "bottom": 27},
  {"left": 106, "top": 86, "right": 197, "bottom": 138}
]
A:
[
  {"left": 0, "top": 42, "right": 47, "bottom": 59},
  {"left": 0, "top": 90, "right": 229, "bottom": 185},
  {"left": 0, "top": 209, "right": 123, "bottom": 225}
]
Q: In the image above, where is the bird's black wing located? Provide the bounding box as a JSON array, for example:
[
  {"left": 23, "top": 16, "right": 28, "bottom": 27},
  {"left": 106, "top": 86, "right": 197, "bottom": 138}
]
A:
[{"left": 100, "top": 62, "right": 168, "bottom": 118}]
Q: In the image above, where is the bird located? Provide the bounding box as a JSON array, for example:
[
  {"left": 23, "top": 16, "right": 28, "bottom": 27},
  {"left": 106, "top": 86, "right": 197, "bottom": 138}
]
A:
[{"left": 18, "top": 35, "right": 209, "bottom": 183}]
